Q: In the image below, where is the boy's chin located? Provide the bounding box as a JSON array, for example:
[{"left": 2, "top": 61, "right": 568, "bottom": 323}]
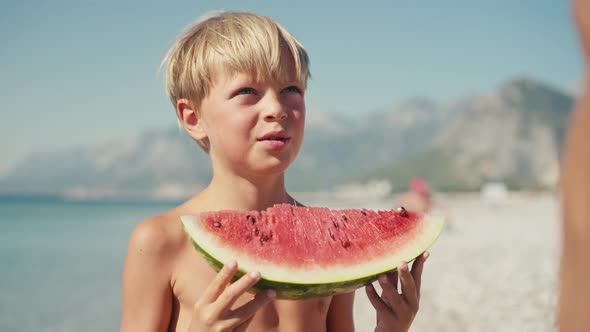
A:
[
  {"left": 252, "top": 162, "right": 292, "bottom": 176},
  {"left": 249, "top": 157, "right": 296, "bottom": 176}
]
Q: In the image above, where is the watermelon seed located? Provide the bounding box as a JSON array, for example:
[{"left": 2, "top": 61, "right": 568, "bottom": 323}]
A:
[
  {"left": 247, "top": 215, "right": 256, "bottom": 225},
  {"left": 261, "top": 234, "right": 270, "bottom": 243},
  {"left": 342, "top": 240, "right": 351, "bottom": 248},
  {"left": 396, "top": 206, "right": 409, "bottom": 218},
  {"left": 329, "top": 231, "right": 335, "bottom": 240},
  {"left": 361, "top": 210, "right": 367, "bottom": 216},
  {"left": 213, "top": 222, "right": 221, "bottom": 228},
  {"left": 341, "top": 215, "right": 348, "bottom": 222},
  {"left": 333, "top": 221, "right": 339, "bottom": 229}
]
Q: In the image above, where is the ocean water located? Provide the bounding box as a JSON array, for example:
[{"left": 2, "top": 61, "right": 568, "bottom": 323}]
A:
[
  {"left": 0, "top": 195, "right": 394, "bottom": 332},
  {"left": 0, "top": 199, "right": 178, "bottom": 332}
]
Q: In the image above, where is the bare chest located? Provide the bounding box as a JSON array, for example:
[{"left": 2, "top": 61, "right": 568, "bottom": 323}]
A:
[{"left": 171, "top": 245, "right": 332, "bottom": 332}]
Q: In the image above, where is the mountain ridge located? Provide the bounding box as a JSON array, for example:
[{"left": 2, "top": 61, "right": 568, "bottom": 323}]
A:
[{"left": 0, "top": 76, "right": 572, "bottom": 199}]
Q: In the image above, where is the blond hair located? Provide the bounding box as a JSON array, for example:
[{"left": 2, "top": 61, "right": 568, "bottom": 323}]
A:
[{"left": 162, "top": 11, "right": 311, "bottom": 152}]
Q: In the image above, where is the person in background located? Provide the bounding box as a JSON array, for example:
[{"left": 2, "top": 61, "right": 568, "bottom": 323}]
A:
[
  {"left": 396, "top": 177, "right": 433, "bottom": 214},
  {"left": 558, "top": 1, "right": 590, "bottom": 330}
]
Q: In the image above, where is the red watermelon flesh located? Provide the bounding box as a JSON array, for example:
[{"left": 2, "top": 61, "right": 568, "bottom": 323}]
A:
[
  {"left": 181, "top": 204, "right": 444, "bottom": 299},
  {"left": 201, "top": 205, "right": 420, "bottom": 267}
]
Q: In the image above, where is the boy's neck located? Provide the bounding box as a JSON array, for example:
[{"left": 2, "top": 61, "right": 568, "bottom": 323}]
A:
[{"left": 201, "top": 171, "right": 293, "bottom": 211}]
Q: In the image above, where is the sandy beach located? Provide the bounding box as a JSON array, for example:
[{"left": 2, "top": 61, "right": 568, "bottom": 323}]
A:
[{"left": 329, "top": 192, "right": 560, "bottom": 332}]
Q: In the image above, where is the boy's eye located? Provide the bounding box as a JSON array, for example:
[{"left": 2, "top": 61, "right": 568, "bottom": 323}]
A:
[
  {"left": 282, "top": 85, "right": 302, "bottom": 94},
  {"left": 236, "top": 87, "right": 256, "bottom": 95}
]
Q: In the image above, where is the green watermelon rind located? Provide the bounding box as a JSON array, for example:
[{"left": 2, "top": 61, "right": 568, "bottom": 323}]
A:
[{"left": 181, "top": 213, "right": 445, "bottom": 300}]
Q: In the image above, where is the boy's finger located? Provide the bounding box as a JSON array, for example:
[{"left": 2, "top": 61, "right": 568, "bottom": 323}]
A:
[
  {"left": 387, "top": 270, "right": 399, "bottom": 291},
  {"left": 378, "top": 274, "right": 404, "bottom": 315},
  {"left": 228, "top": 289, "right": 275, "bottom": 328},
  {"left": 411, "top": 252, "right": 429, "bottom": 298},
  {"left": 215, "top": 270, "right": 263, "bottom": 313},
  {"left": 385, "top": 270, "right": 400, "bottom": 304},
  {"left": 399, "top": 262, "right": 419, "bottom": 311},
  {"left": 202, "top": 260, "right": 238, "bottom": 303},
  {"left": 365, "top": 283, "right": 389, "bottom": 314}
]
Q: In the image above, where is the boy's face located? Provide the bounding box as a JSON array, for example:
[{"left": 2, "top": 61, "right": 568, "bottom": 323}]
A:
[{"left": 196, "top": 68, "right": 306, "bottom": 176}]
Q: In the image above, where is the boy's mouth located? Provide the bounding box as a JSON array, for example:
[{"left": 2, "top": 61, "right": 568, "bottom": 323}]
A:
[
  {"left": 257, "top": 131, "right": 290, "bottom": 142},
  {"left": 257, "top": 131, "right": 291, "bottom": 150}
]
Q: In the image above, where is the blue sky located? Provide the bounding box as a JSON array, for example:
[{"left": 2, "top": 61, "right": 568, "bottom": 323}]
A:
[{"left": 0, "top": 0, "right": 582, "bottom": 173}]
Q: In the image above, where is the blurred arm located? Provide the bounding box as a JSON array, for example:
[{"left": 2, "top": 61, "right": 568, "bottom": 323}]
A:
[
  {"left": 558, "top": 72, "right": 590, "bottom": 331},
  {"left": 558, "top": 2, "right": 590, "bottom": 330}
]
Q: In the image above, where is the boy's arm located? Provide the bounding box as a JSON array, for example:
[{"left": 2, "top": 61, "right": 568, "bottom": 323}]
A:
[
  {"left": 120, "top": 217, "right": 174, "bottom": 332},
  {"left": 326, "top": 292, "right": 355, "bottom": 332}
]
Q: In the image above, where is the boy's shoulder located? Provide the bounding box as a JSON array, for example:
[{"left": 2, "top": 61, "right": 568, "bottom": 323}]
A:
[
  {"left": 128, "top": 214, "right": 182, "bottom": 258},
  {"left": 123, "top": 196, "right": 222, "bottom": 298},
  {"left": 126, "top": 198, "right": 203, "bottom": 263}
]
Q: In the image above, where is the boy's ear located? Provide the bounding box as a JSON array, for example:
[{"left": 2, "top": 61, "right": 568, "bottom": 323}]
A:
[{"left": 176, "top": 98, "right": 207, "bottom": 141}]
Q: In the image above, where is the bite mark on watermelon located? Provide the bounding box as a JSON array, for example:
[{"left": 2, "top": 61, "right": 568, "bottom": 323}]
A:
[{"left": 181, "top": 204, "right": 444, "bottom": 299}]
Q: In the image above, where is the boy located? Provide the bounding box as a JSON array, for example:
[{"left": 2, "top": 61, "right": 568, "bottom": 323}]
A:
[{"left": 121, "top": 12, "right": 427, "bottom": 332}]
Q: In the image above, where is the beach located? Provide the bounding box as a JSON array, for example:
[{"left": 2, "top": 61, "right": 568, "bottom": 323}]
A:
[
  {"left": 349, "top": 193, "right": 560, "bottom": 332},
  {"left": 0, "top": 193, "right": 560, "bottom": 331}
]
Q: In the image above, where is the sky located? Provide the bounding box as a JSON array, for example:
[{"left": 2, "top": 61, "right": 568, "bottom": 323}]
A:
[{"left": 0, "top": 0, "right": 583, "bottom": 173}]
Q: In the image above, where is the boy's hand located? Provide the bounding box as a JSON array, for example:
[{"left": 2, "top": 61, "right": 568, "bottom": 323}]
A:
[
  {"left": 189, "top": 260, "right": 275, "bottom": 332},
  {"left": 365, "top": 252, "right": 428, "bottom": 332}
]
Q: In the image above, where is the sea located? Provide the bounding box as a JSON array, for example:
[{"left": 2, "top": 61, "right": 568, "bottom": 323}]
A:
[
  {"left": 0, "top": 194, "right": 393, "bottom": 332},
  {"left": 0, "top": 197, "right": 179, "bottom": 332}
]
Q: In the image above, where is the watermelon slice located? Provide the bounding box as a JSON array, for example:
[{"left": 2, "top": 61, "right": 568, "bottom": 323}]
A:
[{"left": 181, "top": 204, "right": 444, "bottom": 299}]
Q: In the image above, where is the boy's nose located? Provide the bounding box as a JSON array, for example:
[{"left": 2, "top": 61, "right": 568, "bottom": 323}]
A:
[
  {"left": 264, "top": 108, "right": 288, "bottom": 121},
  {"left": 262, "top": 96, "right": 288, "bottom": 121}
]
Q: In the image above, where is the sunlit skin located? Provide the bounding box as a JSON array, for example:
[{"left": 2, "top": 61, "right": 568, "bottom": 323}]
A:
[
  {"left": 197, "top": 72, "right": 306, "bottom": 178},
  {"left": 121, "top": 60, "right": 428, "bottom": 331},
  {"left": 558, "top": 1, "right": 590, "bottom": 331}
]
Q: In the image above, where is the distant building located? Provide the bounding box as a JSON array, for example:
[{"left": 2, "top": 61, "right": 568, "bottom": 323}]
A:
[{"left": 480, "top": 182, "right": 509, "bottom": 202}]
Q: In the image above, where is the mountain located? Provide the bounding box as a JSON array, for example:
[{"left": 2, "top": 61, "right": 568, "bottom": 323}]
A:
[
  {"left": 288, "top": 96, "right": 470, "bottom": 190},
  {"left": 0, "top": 129, "right": 212, "bottom": 200},
  {"left": 371, "top": 77, "right": 574, "bottom": 191},
  {"left": 0, "top": 77, "right": 573, "bottom": 199}
]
